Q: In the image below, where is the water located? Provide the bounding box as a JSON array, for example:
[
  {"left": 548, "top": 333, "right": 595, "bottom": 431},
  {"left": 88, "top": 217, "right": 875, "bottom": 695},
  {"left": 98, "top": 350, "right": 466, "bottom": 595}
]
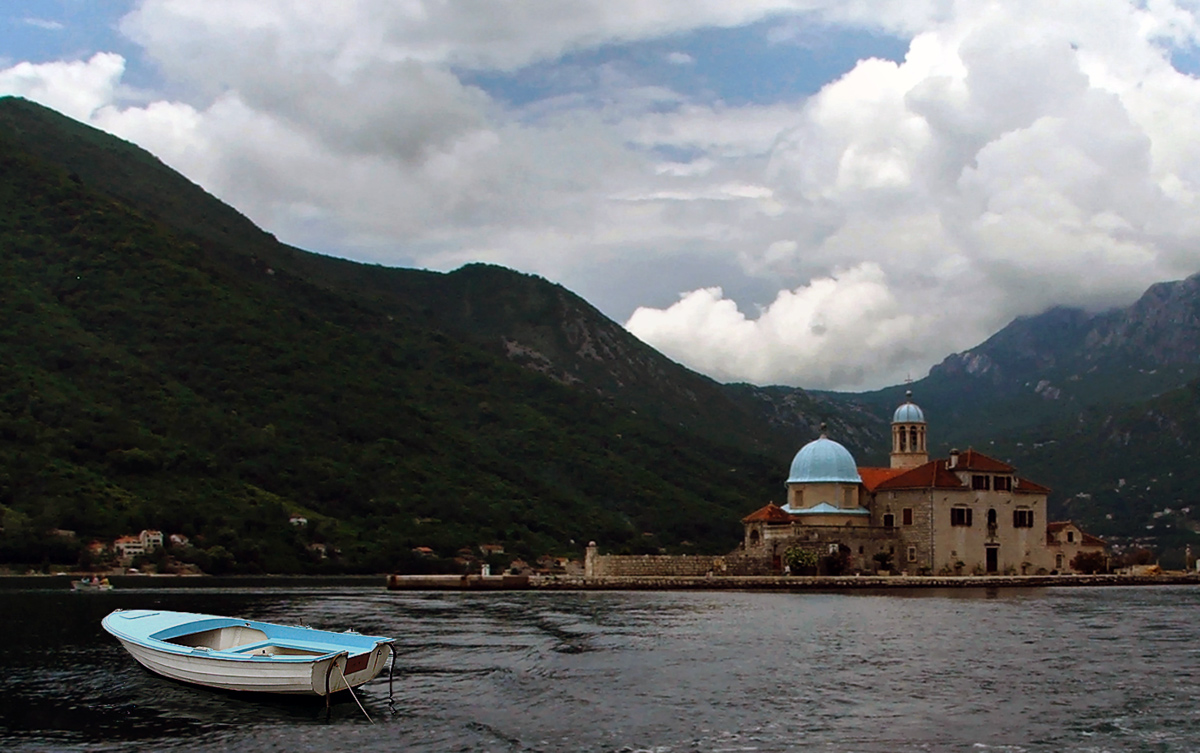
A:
[{"left": 2, "top": 585, "right": 1200, "bottom": 752}]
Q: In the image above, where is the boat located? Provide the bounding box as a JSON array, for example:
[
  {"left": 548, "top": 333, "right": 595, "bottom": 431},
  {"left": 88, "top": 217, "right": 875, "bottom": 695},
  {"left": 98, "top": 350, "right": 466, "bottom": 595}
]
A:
[
  {"left": 101, "top": 609, "right": 395, "bottom": 697},
  {"left": 72, "top": 577, "right": 113, "bottom": 591}
]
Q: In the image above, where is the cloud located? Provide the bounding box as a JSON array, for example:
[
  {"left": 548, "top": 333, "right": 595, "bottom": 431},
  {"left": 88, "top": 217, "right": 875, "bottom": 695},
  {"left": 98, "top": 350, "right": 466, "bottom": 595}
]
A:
[
  {"left": 23, "top": 18, "right": 66, "bottom": 31},
  {"left": 0, "top": 53, "right": 124, "bottom": 121},
  {"left": 626, "top": 263, "right": 925, "bottom": 386},
  {"left": 625, "top": 0, "right": 1200, "bottom": 387},
  {"left": 8, "top": 1, "right": 1200, "bottom": 391}
]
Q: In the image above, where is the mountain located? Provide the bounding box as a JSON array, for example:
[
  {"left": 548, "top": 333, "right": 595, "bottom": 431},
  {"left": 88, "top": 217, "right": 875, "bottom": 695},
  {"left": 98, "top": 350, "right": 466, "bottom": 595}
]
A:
[
  {"left": 3, "top": 96, "right": 865, "bottom": 573},
  {"left": 806, "top": 272, "right": 1200, "bottom": 564},
  {"left": 817, "top": 273, "right": 1200, "bottom": 452},
  {"left": 8, "top": 95, "right": 1199, "bottom": 571}
]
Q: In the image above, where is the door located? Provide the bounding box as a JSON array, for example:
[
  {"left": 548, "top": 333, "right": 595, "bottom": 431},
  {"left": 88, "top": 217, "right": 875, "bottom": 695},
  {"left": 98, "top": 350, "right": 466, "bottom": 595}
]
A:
[{"left": 986, "top": 547, "right": 998, "bottom": 574}]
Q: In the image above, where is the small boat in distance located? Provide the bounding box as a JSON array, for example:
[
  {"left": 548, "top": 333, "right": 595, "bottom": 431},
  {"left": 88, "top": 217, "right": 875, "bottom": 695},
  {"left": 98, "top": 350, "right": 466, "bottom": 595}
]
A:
[
  {"left": 72, "top": 576, "right": 112, "bottom": 591},
  {"left": 101, "top": 609, "right": 394, "bottom": 697}
]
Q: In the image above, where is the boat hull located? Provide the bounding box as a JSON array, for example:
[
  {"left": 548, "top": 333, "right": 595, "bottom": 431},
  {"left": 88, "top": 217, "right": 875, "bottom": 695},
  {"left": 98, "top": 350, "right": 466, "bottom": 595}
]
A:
[
  {"left": 102, "top": 610, "right": 393, "bottom": 696},
  {"left": 111, "top": 636, "right": 392, "bottom": 695}
]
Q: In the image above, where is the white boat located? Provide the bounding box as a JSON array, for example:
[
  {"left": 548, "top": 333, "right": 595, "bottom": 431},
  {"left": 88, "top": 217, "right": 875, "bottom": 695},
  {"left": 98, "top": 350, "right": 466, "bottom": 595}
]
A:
[
  {"left": 102, "top": 609, "right": 394, "bottom": 697},
  {"left": 72, "top": 578, "right": 113, "bottom": 591}
]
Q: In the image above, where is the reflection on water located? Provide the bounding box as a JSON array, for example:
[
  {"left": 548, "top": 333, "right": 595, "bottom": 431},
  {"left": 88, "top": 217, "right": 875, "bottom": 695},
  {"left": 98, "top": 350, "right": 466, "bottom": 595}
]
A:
[{"left": 2, "top": 585, "right": 1200, "bottom": 751}]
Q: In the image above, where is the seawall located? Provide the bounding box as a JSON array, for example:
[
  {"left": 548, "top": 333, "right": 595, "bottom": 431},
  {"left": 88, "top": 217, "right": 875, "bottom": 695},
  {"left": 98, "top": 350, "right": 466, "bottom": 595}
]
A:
[{"left": 385, "top": 573, "right": 1200, "bottom": 591}]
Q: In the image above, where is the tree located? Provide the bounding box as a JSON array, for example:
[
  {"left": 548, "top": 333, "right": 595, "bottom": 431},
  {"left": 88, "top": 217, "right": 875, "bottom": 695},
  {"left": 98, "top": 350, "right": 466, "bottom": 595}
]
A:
[
  {"left": 784, "top": 545, "right": 818, "bottom": 574},
  {"left": 873, "top": 551, "right": 893, "bottom": 572},
  {"left": 1070, "top": 550, "right": 1108, "bottom": 574}
]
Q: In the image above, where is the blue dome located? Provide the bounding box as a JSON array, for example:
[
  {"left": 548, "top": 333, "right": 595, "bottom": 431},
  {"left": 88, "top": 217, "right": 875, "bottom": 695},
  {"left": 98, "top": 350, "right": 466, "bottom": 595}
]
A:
[
  {"left": 893, "top": 402, "right": 925, "bottom": 423},
  {"left": 787, "top": 436, "right": 861, "bottom": 484}
]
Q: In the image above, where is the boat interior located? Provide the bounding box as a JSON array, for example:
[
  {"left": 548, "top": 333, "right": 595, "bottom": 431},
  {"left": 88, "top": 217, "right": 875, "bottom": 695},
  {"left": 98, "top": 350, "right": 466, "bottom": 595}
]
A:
[{"left": 163, "top": 625, "right": 329, "bottom": 657}]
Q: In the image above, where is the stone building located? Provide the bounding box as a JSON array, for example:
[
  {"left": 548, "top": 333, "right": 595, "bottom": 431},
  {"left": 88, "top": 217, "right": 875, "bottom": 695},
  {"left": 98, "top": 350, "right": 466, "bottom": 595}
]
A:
[{"left": 739, "top": 392, "right": 1106, "bottom": 575}]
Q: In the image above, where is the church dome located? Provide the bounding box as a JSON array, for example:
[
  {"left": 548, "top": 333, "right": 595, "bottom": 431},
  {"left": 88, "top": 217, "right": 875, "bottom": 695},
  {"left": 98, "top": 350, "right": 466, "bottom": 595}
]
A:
[
  {"left": 892, "top": 391, "right": 925, "bottom": 423},
  {"left": 787, "top": 435, "right": 862, "bottom": 484}
]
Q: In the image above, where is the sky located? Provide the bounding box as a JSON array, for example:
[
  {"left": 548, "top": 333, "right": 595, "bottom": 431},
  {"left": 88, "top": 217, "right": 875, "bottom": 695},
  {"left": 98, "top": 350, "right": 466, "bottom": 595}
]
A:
[{"left": 5, "top": 1, "right": 1200, "bottom": 391}]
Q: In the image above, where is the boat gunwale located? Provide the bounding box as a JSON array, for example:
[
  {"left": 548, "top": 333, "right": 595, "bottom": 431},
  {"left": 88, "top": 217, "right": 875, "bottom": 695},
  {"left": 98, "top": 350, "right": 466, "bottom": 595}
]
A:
[{"left": 101, "top": 609, "right": 393, "bottom": 664}]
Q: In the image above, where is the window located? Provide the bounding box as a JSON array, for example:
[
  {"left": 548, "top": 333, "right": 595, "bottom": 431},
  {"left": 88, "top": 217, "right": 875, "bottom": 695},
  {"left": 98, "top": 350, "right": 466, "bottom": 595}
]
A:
[
  {"left": 883, "top": 513, "right": 895, "bottom": 528},
  {"left": 972, "top": 475, "right": 990, "bottom": 491},
  {"left": 987, "top": 509, "right": 997, "bottom": 528},
  {"left": 907, "top": 546, "right": 917, "bottom": 562},
  {"left": 1013, "top": 509, "right": 1034, "bottom": 528},
  {"left": 858, "top": 545, "right": 864, "bottom": 554},
  {"left": 994, "top": 476, "right": 1013, "bottom": 492},
  {"left": 951, "top": 507, "right": 973, "bottom": 526},
  {"left": 902, "top": 508, "right": 913, "bottom": 526},
  {"left": 1067, "top": 531, "right": 1075, "bottom": 543}
]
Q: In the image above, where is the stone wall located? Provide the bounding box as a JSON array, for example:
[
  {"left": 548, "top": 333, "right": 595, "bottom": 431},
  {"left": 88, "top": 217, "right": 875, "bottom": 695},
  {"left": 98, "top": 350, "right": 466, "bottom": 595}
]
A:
[{"left": 584, "top": 544, "right": 725, "bottom": 577}]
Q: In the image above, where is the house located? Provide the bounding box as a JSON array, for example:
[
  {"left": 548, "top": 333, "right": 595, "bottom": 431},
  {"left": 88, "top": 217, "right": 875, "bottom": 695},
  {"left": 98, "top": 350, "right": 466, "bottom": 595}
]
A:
[
  {"left": 1046, "top": 521, "right": 1107, "bottom": 572},
  {"left": 738, "top": 392, "right": 1105, "bottom": 575},
  {"left": 169, "top": 534, "right": 189, "bottom": 547},
  {"left": 139, "top": 530, "right": 164, "bottom": 551},
  {"left": 289, "top": 515, "right": 308, "bottom": 526},
  {"left": 114, "top": 536, "right": 145, "bottom": 561}
]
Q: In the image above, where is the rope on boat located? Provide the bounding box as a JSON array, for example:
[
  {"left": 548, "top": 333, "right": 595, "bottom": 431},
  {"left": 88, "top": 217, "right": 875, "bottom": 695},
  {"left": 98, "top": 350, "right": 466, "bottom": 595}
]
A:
[
  {"left": 336, "top": 662, "right": 374, "bottom": 724},
  {"left": 386, "top": 643, "right": 398, "bottom": 716}
]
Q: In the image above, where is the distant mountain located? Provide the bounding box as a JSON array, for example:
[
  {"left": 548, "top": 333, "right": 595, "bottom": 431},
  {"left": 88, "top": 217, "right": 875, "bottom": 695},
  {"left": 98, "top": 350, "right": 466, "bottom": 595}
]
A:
[
  {"left": 820, "top": 273, "right": 1200, "bottom": 451},
  {"left": 812, "top": 271, "right": 1200, "bottom": 564}
]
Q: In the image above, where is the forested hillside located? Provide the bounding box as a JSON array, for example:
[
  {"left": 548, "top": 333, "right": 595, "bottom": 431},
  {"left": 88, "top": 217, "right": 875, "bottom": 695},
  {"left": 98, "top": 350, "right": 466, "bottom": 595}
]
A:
[{"left": 0, "top": 97, "right": 826, "bottom": 573}]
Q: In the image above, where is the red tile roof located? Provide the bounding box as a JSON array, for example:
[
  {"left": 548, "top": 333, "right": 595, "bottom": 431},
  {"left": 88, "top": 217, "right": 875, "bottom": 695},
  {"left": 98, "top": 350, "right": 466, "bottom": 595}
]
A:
[
  {"left": 742, "top": 503, "right": 793, "bottom": 523},
  {"left": 858, "top": 466, "right": 908, "bottom": 492},
  {"left": 1015, "top": 477, "right": 1051, "bottom": 494},
  {"left": 949, "top": 449, "right": 1014, "bottom": 473},
  {"left": 873, "top": 459, "right": 967, "bottom": 491}
]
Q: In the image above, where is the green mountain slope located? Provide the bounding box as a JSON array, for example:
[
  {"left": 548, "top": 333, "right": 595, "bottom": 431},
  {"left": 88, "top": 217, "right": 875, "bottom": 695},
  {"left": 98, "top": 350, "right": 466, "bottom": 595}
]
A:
[
  {"left": 0, "top": 97, "right": 802, "bottom": 572},
  {"left": 989, "top": 377, "right": 1200, "bottom": 564}
]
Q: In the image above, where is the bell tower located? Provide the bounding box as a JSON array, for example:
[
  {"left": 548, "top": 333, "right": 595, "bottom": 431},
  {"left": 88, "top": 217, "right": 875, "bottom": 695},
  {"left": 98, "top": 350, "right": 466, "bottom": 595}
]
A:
[{"left": 890, "top": 390, "right": 928, "bottom": 469}]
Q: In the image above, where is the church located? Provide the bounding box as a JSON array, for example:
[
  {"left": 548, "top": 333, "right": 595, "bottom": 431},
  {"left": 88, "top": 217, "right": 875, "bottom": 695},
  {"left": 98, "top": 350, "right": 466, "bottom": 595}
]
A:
[{"left": 738, "top": 392, "right": 1106, "bottom": 576}]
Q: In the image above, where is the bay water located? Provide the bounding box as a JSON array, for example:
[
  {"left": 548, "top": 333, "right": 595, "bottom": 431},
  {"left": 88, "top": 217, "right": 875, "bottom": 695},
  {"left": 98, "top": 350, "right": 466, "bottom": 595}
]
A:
[{"left": 2, "top": 584, "right": 1199, "bottom": 751}]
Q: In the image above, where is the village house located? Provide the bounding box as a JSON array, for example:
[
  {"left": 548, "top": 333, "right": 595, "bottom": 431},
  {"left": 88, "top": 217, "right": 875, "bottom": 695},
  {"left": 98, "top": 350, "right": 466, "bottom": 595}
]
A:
[
  {"left": 738, "top": 392, "right": 1106, "bottom": 575},
  {"left": 113, "top": 536, "right": 145, "bottom": 561},
  {"left": 139, "top": 529, "right": 164, "bottom": 551}
]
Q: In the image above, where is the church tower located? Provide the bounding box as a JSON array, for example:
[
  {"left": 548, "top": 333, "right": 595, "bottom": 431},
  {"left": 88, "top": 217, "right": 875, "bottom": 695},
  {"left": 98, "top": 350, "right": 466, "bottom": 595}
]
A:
[{"left": 890, "top": 390, "right": 927, "bottom": 469}]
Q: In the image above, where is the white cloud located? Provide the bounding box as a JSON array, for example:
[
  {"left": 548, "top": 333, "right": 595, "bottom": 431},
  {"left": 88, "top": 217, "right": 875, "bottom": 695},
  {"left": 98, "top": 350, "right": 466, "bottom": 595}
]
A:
[
  {"left": 626, "top": 263, "right": 925, "bottom": 387},
  {"left": 8, "top": 1, "right": 1200, "bottom": 390},
  {"left": 0, "top": 53, "right": 124, "bottom": 121},
  {"left": 625, "top": 0, "right": 1200, "bottom": 387},
  {"left": 23, "top": 18, "right": 65, "bottom": 31}
]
